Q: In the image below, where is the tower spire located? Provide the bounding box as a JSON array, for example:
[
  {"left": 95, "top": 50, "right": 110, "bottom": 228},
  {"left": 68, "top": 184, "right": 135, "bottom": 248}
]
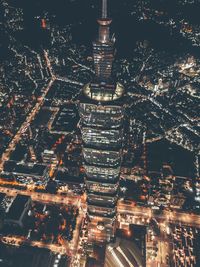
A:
[
  {"left": 102, "top": 0, "right": 107, "bottom": 19},
  {"left": 97, "top": 0, "right": 112, "bottom": 44}
]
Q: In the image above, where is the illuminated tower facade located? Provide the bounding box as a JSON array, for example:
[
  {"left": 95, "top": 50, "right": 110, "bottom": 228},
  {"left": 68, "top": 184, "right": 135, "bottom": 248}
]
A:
[{"left": 78, "top": 0, "right": 125, "bottom": 243}]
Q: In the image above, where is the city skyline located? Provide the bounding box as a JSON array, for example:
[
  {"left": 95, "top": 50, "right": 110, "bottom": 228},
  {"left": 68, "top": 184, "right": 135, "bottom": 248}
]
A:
[{"left": 0, "top": 0, "right": 199, "bottom": 267}]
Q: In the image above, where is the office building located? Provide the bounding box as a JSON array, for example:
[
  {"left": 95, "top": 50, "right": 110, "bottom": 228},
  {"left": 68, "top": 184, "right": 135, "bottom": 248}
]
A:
[{"left": 78, "top": 0, "right": 125, "bottom": 243}]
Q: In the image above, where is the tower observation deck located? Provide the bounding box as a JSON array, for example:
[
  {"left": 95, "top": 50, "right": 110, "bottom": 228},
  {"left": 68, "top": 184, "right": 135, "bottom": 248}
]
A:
[{"left": 78, "top": 0, "right": 125, "bottom": 243}]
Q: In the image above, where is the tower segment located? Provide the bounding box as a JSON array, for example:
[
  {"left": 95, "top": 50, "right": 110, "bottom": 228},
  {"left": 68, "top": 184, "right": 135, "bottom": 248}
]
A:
[{"left": 93, "top": 0, "right": 114, "bottom": 84}]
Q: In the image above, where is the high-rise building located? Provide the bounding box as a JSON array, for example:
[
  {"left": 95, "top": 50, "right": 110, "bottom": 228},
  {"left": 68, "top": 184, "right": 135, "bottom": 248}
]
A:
[{"left": 78, "top": 0, "right": 125, "bottom": 243}]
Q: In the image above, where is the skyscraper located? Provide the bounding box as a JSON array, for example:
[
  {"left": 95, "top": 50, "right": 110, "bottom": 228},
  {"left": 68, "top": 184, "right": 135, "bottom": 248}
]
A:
[{"left": 78, "top": 0, "right": 125, "bottom": 243}]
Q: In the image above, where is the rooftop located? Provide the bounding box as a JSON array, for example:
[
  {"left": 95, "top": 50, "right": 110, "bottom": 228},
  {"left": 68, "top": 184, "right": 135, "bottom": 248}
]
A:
[
  {"left": 6, "top": 194, "right": 31, "bottom": 221},
  {"left": 4, "top": 161, "right": 48, "bottom": 177}
]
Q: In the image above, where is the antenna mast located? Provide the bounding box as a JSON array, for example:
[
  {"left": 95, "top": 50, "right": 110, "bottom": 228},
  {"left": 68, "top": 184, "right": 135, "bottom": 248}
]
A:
[{"left": 102, "top": 0, "right": 107, "bottom": 18}]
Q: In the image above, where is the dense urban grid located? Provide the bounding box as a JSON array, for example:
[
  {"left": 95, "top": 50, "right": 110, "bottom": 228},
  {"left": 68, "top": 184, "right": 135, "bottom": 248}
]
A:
[{"left": 0, "top": 0, "right": 199, "bottom": 267}]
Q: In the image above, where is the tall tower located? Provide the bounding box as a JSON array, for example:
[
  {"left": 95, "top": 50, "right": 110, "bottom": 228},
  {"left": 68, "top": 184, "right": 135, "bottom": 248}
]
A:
[{"left": 78, "top": 0, "right": 125, "bottom": 243}]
